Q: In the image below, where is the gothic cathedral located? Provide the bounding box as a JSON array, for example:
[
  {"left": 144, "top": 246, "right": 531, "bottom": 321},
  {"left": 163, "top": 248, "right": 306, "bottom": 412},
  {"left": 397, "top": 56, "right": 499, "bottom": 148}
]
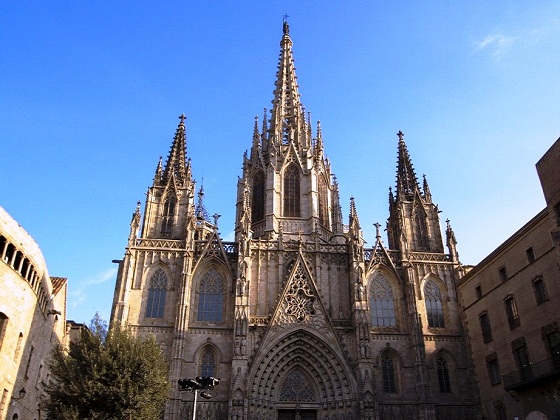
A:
[{"left": 111, "top": 22, "right": 479, "bottom": 420}]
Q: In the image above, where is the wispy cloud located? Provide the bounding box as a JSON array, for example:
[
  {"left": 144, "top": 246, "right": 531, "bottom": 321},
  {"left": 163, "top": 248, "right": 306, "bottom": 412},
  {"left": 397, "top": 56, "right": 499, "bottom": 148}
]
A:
[
  {"left": 476, "top": 33, "right": 517, "bottom": 60},
  {"left": 70, "top": 266, "right": 118, "bottom": 309}
]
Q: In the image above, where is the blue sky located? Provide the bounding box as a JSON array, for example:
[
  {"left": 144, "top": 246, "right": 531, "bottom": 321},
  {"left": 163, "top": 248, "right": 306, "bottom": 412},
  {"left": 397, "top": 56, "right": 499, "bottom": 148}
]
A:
[{"left": 1, "top": 1, "right": 559, "bottom": 324}]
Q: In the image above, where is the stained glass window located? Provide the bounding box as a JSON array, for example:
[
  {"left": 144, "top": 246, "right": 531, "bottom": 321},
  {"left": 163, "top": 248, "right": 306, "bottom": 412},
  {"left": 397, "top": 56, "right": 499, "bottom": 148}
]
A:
[
  {"left": 145, "top": 269, "right": 167, "bottom": 318},
  {"left": 425, "top": 280, "right": 444, "bottom": 328},
  {"left": 284, "top": 165, "right": 300, "bottom": 217},
  {"left": 370, "top": 275, "right": 396, "bottom": 327},
  {"left": 197, "top": 268, "right": 224, "bottom": 322}
]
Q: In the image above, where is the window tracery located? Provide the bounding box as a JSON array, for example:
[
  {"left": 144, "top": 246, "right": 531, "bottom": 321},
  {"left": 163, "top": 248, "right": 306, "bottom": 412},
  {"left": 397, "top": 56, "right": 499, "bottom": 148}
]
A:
[
  {"left": 284, "top": 266, "right": 316, "bottom": 322},
  {"left": 425, "top": 280, "right": 444, "bottom": 328},
  {"left": 279, "top": 369, "right": 315, "bottom": 402},
  {"left": 161, "top": 196, "right": 176, "bottom": 237},
  {"left": 381, "top": 353, "right": 397, "bottom": 393},
  {"left": 370, "top": 275, "right": 396, "bottom": 327},
  {"left": 201, "top": 348, "right": 215, "bottom": 377},
  {"left": 284, "top": 165, "right": 300, "bottom": 217},
  {"left": 252, "top": 170, "right": 265, "bottom": 223},
  {"left": 145, "top": 268, "right": 167, "bottom": 319},
  {"left": 437, "top": 355, "right": 451, "bottom": 393},
  {"left": 197, "top": 268, "right": 225, "bottom": 322}
]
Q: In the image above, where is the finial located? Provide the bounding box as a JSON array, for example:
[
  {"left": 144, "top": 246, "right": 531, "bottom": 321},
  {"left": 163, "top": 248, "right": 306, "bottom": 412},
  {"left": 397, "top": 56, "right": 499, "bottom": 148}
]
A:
[
  {"left": 179, "top": 113, "right": 186, "bottom": 124},
  {"left": 212, "top": 213, "right": 221, "bottom": 226},
  {"left": 374, "top": 222, "right": 381, "bottom": 238},
  {"left": 397, "top": 130, "right": 404, "bottom": 141},
  {"left": 283, "top": 14, "right": 290, "bottom": 34}
]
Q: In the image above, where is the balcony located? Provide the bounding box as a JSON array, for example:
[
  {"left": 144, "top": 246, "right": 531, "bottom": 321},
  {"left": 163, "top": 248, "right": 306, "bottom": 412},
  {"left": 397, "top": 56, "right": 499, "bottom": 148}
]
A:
[{"left": 503, "top": 357, "right": 560, "bottom": 391}]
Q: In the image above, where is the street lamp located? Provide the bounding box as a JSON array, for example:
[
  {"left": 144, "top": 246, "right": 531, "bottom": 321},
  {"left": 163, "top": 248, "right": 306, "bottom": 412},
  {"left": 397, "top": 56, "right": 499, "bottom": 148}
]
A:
[
  {"left": 178, "top": 376, "right": 220, "bottom": 420},
  {"left": 11, "top": 388, "right": 26, "bottom": 403}
]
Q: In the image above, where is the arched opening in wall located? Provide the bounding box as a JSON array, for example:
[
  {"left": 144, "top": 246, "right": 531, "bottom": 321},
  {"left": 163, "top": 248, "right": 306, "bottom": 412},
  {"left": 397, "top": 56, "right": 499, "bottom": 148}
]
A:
[
  {"left": 283, "top": 164, "right": 300, "bottom": 217},
  {"left": 424, "top": 279, "right": 445, "bottom": 328},
  {"left": 145, "top": 268, "right": 167, "bottom": 319},
  {"left": 380, "top": 351, "right": 399, "bottom": 394},
  {"left": 277, "top": 368, "right": 318, "bottom": 420},
  {"left": 436, "top": 354, "right": 451, "bottom": 394},
  {"left": 160, "top": 195, "right": 176, "bottom": 238},
  {"left": 414, "top": 205, "right": 429, "bottom": 251},
  {"left": 0, "top": 312, "right": 7, "bottom": 350},
  {"left": 252, "top": 170, "right": 265, "bottom": 224},
  {"left": 200, "top": 347, "right": 216, "bottom": 377},
  {"left": 196, "top": 268, "right": 225, "bottom": 323},
  {"left": 369, "top": 273, "right": 397, "bottom": 328},
  {"left": 317, "top": 175, "right": 328, "bottom": 228}
]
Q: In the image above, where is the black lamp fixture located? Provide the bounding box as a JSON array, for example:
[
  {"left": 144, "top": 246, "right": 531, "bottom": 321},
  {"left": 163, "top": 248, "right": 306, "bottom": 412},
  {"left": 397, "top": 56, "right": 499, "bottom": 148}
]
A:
[{"left": 11, "top": 388, "right": 26, "bottom": 402}]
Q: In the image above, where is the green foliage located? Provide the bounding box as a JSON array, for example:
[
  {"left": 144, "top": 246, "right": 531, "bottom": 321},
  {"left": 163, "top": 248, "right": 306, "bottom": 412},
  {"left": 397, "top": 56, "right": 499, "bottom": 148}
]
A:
[{"left": 43, "top": 315, "right": 170, "bottom": 419}]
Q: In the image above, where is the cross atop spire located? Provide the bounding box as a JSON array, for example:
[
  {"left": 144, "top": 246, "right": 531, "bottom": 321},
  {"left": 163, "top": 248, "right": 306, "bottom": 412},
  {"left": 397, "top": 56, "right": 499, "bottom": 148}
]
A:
[
  {"left": 283, "top": 14, "right": 290, "bottom": 34},
  {"left": 179, "top": 113, "right": 186, "bottom": 124}
]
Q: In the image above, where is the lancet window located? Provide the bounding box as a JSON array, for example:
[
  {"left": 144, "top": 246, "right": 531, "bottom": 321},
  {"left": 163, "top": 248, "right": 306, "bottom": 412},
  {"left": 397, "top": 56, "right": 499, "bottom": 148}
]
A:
[
  {"left": 425, "top": 280, "right": 444, "bottom": 328},
  {"left": 160, "top": 196, "right": 176, "bottom": 237},
  {"left": 370, "top": 275, "right": 396, "bottom": 327},
  {"left": 318, "top": 175, "right": 328, "bottom": 227},
  {"left": 201, "top": 348, "right": 215, "bottom": 377},
  {"left": 414, "top": 207, "right": 429, "bottom": 250},
  {"left": 437, "top": 356, "right": 451, "bottom": 393},
  {"left": 252, "top": 170, "right": 265, "bottom": 223},
  {"left": 145, "top": 268, "right": 167, "bottom": 319},
  {"left": 381, "top": 353, "right": 397, "bottom": 393},
  {"left": 284, "top": 165, "right": 300, "bottom": 217},
  {"left": 197, "top": 268, "right": 225, "bottom": 322},
  {"left": 279, "top": 368, "right": 315, "bottom": 402}
]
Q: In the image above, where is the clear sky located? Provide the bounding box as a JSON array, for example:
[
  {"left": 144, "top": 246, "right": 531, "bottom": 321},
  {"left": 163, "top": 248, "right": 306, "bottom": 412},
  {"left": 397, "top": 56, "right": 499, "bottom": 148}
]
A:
[{"left": 1, "top": 1, "right": 559, "bottom": 324}]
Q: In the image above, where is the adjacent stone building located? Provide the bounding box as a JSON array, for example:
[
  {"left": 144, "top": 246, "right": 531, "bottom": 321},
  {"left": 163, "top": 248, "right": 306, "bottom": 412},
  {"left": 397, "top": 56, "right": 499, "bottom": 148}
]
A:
[
  {"left": 0, "top": 206, "right": 68, "bottom": 420},
  {"left": 457, "top": 138, "right": 560, "bottom": 420},
  {"left": 111, "top": 22, "right": 479, "bottom": 419}
]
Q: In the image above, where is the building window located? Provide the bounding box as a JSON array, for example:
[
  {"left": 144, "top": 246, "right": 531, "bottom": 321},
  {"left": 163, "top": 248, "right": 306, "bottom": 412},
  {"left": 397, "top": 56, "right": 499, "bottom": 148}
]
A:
[
  {"left": 280, "top": 368, "right": 315, "bottom": 402},
  {"left": 498, "top": 266, "right": 507, "bottom": 282},
  {"left": 370, "top": 275, "right": 396, "bottom": 328},
  {"left": 512, "top": 338, "right": 531, "bottom": 381},
  {"left": 201, "top": 349, "right": 215, "bottom": 377},
  {"left": 414, "top": 207, "right": 429, "bottom": 251},
  {"left": 381, "top": 353, "right": 397, "bottom": 393},
  {"left": 251, "top": 170, "right": 265, "bottom": 223},
  {"left": 318, "top": 175, "right": 329, "bottom": 228},
  {"left": 436, "top": 356, "right": 451, "bottom": 393},
  {"left": 145, "top": 269, "right": 167, "bottom": 319},
  {"left": 504, "top": 296, "right": 520, "bottom": 329},
  {"left": 14, "top": 332, "right": 23, "bottom": 361},
  {"left": 526, "top": 247, "right": 535, "bottom": 264},
  {"left": 475, "top": 285, "right": 482, "bottom": 299},
  {"left": 0, "top": 313, "right": 7, "bottom": 350},
  {"left": 533, "top": 277, "right": 548, "bottom": 305},
  {"left": 197, "top": 268, "right": 225, "bottom": 322},
  {"left": 544, "top": 330, "right": 560, "bottom": 368},
  {"left": 425, "top": 280, "right": 444, "bottom": 328},
  {"left": 160, "top": 196, "right": 176, "bottom": 237},
  {"left": 486, "top": 353, "right": 501, "bottom": 385},
  {"left": 24, "top": 346, "right": 34, "bottom": 379},
  {"left": 479, "top": 312, "right": 492, "bottom": 343},
  {"left": 283, "top": 165, "right": 300, "bottom": 217},
  {"left": 494, "top": 401, "right": 507, "bottom": 420}
]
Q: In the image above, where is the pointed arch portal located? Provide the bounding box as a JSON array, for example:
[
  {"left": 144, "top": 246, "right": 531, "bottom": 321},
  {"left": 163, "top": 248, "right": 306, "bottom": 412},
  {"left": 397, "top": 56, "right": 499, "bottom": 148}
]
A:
[{"left": 247, "top": 329, "right": 357, "bottom": 419}]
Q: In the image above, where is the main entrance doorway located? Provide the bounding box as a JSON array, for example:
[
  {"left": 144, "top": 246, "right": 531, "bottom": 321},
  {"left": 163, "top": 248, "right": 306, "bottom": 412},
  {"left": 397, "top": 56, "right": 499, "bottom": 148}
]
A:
[{"left": 278, "top": 409, "right": 318, "bottom": 420}]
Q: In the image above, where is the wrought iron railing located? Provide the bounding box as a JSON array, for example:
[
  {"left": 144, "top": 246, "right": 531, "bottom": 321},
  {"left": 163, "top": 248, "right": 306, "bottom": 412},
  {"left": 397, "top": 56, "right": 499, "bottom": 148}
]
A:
[{"left": 503, "top": 357, "right": 560, "bottom": 390}]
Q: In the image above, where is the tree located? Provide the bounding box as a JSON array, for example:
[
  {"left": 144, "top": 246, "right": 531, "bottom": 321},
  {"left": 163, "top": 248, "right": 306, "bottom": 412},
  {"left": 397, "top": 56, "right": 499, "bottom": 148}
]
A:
[{"left": 43, "top": 314, "right": 170, "bottom": 419}]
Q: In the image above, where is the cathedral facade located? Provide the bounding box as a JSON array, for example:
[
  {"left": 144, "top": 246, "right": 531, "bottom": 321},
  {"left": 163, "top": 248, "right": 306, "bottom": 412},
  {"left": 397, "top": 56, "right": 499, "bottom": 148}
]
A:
[{"left": 110, "top": 22, "right": 480, "bottom": 420}]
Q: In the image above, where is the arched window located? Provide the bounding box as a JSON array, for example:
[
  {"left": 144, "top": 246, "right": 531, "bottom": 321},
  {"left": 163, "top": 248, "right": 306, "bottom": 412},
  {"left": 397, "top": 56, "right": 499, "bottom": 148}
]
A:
[
  {"left": 0, "top": 312, "right": 8, "bottom": 350},
  {"left": 283, "top": 165, "right": 300, "bottom": 217},
  {"left": 201, "top": 348, "right": 215, "bottom": 377},
  {"left": 370, "top": 275, "right": 396, "bottom": 327},
  {"left": 425, "top": 280, "right": 444, "bottom": 328},
  {"left": 318, "top": 175, "right": 328, "bottom": 227},
  {"left": 145, "top": 269, "right": 167, "bottom": 319},
  {"left": 160, "top": 196, "right": 176, "bottom": 237},
  {"left": 252, "top": 170, "right": 265, "bottom": 223},
  {"left": 414, "top": 207, "right": 428, "bottom": 250},
  {"left": 279, "top": 368, "right": 315, "bottom": 402},
  {"left": 381, "top": 353, "right": 397, "bottom": 393},
  {"left": 437, "top": 356, "right": 451, "bottom": 393},
  {"left": 197, "top": 268, "right": 225, "bottom": 322}
]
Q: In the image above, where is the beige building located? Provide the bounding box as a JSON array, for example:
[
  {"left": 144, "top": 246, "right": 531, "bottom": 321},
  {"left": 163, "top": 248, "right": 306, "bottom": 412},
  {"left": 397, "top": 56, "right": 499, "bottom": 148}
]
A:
[
  {"left": 458, "top": 138, "right": 560, "bottom": 420},
  {"left": 0, "top": 206, "right": 68, "bottom": 420},
  {"left": 111, "top": 22, "right": 479, "bottom": 419}
]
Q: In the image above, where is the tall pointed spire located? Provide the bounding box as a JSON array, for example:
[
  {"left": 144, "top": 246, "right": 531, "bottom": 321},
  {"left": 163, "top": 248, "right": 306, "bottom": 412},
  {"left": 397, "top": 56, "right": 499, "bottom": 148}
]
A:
[
  {"left": 162, "top": 114, "right": 188, "bottom": 186},
  {"left": 269, "top": 17, "right": 309, "bottom": 151},
  {"left": 195, "top": 181, "right": 210, "bottom": 222},
  {"left": 395, "top": 130, "right": 420, "bottom": 201}
]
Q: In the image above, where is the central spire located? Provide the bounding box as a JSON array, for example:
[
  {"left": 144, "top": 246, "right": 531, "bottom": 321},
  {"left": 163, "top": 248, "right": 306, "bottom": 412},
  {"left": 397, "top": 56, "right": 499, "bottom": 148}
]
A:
[{"left": 269, "top": 18, "right": 309, "bottom": 152}]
